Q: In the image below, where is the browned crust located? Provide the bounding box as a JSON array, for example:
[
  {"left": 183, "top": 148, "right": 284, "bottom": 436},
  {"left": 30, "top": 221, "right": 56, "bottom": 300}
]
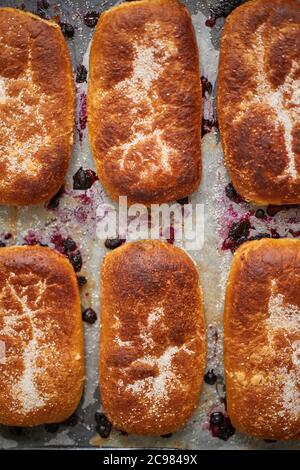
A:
[
  {"left": 224, "top": 239, "right": 300, "bottom": 440},
  {"left": 218, "top": 0, "right": 300, "bottom": 205},
  {"left": 88, "top": 0, "right": 201, "bottom": 205},
  {"left": 0, "top": 8, "right": 75, "bottom": 206},
  {"left": 0, "top": 246, "right": 84, "bottom": 426},
  {"left": 100, "top": 241, "right": 206, "bottom": 435}
]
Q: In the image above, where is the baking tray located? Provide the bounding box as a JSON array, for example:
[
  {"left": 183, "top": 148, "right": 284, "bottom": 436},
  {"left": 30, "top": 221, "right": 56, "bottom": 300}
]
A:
[{"left": 0, "top": 0, "right": 299, "bottom": 450}]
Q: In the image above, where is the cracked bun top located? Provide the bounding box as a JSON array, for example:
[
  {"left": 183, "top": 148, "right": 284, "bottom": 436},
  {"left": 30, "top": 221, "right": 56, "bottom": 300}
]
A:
[
  {"left": 225, "top": 239, "right": 300, "bottom": 440},
  {"left": 218, "top": 0, "right": 300, "bottom": 205},
  {"left": 0, "top": 246, "right": 84, "bottom": 426},
  {"left": 0, "top": 8, "right": 74, "bottom": 205},
  {"left": 100, "top": 240, "right": 206, "bottom": 435},
  {"left": 88, "top": 0, "right": 202, "bottom": 205}
]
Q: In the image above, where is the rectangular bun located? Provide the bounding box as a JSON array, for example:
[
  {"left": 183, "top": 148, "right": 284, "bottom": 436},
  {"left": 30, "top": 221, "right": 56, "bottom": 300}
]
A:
[
  {"left": 224, "top": 239, "right": 300, "bottom": 440},
  {"left": 88, "top": 0, "right": 202, "bottom": 205},
  {"left": 218, "top": 0, "right": 300, "bottom": 205},
  {"left": 0, "top": 8, "right": 74, "bottom": 205},
  {"left": 0, "top": 246, "right": 84, "bottom": 426},
  {"left": 100, "top": 241, "right": 205, "bottom": 435}
]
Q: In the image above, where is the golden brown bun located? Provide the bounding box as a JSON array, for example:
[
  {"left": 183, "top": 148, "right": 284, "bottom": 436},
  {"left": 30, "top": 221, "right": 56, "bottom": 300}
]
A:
[
  {"left": 0, "top": 246, "right": 84, "bottom": 426},
  {"left": 0, "top": 8, "right": 74, "bottom": 206},
  {"left": 224, "top": 239, "right": 300, "bottom": 440},
  {"left": 100, "top": 241, "right": 205, "bottom": 435},
  {"left": 218, "top": 0, "right": 300, "bottom": 205},
  {"left": 88, "top": 0, "right": 201, "bottom": 205}
]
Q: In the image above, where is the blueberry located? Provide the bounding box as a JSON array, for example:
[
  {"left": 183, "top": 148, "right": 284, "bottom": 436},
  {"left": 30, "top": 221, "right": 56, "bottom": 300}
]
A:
[
  {"left": 105, "top": 238, "right": 124, "bottom": 250},
  {"left": 95, "top": 412, "right": 112, "bottom": 438},
  {"left": 83, "top": 11, "right": 99, "bottom": 28},
  {"left": 225, "top": 183, "right": 242, "bottom": 203},
  {"left": 204, "top": 370, "right": 218, "bottom": 385},
  {"left": 216, "top": 418, "right": 235, "bottom": 441},
  {"left": 201, "top": 76, "right": 213, "bottom": 96},
  {"left": 69, "top": 251, "right": 82, "bottom": 272},
  {"left": 45, "top": 423, "right": 60, "bottom": 433},
  {"left": 266, "top": 205, "right": 282, "bottom": 217},
  {"left": 255, "top": 209, "right": 265, "bottom": 219},
  {"left": 161, "top": 433, "right": 172, "bottom": 438},
  {"left": 210, "top": 412, "right": 224, "bottom": 427},
  {"left": 63, "top": 414, "right": 79, "bottom": 427},
  {"left": 64, "top": 237, "right": 77, "bottom": 252},
  {"left": 0, "top": 242, "right": 6, "bottom": 248},
  {"left": 60, "top": 22, "right": 75, "bottom": 39},
  {"left": 37, "top": 0, "right": 49, "bottom": 8},
  {"left": 77, "top": 275, "right": 87, "bottom": 287},
  {"left": 45, "top": 186, "right": 65, "bottom": 210},
  {"left": 73, "top": 167, "right": 98, "bottom": 190},
  {"left": 82, "top": 307, "right": 97, "bottom": 324},
  {"left": 4, "top": 233, "right": 12, "bottom": 240},
  {"left": 177, "top": 197, "right": 189, "bottom": 205},
  {"left": 76, "top": 65, "right": 88, "bottom": 84},
  {"left": 228, "top": 219, "right": 251, "bottom": 241}
]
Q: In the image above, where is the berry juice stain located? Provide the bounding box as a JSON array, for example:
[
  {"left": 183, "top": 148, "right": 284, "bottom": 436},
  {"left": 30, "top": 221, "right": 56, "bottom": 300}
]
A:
[{"left": 76, "top": 93, "right": 87, "bottom": 143}]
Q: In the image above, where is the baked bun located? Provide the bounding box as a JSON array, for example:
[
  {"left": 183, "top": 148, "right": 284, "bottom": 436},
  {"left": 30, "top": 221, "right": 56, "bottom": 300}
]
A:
[
  {"left": 100, "top": 241, "right": 205, "bottom": 435},
  {"left": 0, "top": 246, "right": 84, "bottom": 426},
  {"left": 218, "top": 0, "right": 300, "bottom": 205},
  {"left": 88, "top": 0, "right": 201, "bottom": 205},
  {"left": 0, "top": 8, "right": 74, "bottom": 205},
  {"left": 224, "top": 239, "right": 300, "bottom": 440}
]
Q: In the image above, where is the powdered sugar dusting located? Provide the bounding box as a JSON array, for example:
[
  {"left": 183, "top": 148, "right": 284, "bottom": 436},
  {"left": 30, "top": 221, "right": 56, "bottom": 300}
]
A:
[
  {"left": 247, "top": 27, "right": 300, "bottom": 180},
  {"left": 100, "top": 22, "right": 179, "bottom": 180},
  {"left": 127, "top": 344, "right": 191, "bottom": 410},
  {"left": 1, "top": 275, "right": 52, "bottom": 413},
  {"left": 266, "top": 281, "right": 300, "bottom": 420}
]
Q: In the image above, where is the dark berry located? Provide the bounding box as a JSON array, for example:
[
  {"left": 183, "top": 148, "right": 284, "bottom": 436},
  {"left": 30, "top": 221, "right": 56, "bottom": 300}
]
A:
[
  {"left": 264, "top": 439, "right": 277, "bottom": 443},
  {"left": 60, "top": 22, "right": 75, "bottom": 39},
  {"left": 216, "top": 419, "right": 235, "bottom": 441},
  {"left": 205, "top": 17, "right": 216, "bottom": 27},
  {"left": 225, "top": 183, "right": 243, "bottom": 203},
  {"left": 77, "top": 275, "right": 87, "bottom": 287},
  {"left": 228, "top": 219, "right": 251, "bottom": 241},
  {"left": 210, "top": 412, "right": 224, "bottom": 427},
  {"left": 84, "top": 11, "right": 99, "bottom": 28},
  {"left": 64, "top": 237, "right": 77, "bottom": 252},
  {"left": 266, "top": 205, "right": 282, "bottom": 217},
  {"left": 76, "top": 65, "right": 88, "bottom": 83},
  {"left": 95, "top": 412, "right": 112, "bottom": 438},
  {"left": 69, "top": 252, "right": 82, "bottom": 272},
  {"left": 201, "top": 76, "right": 213, "bottom": 96},
  {"left": 177, "top": 197, "right": 189, "bottom": 205},
  {"left": 161, "top": 433, "right": 172, "bottom": 438},
  {"left": 45, "top": 186, "right": 65, "bottom": 210},
  {"left": 37, "top": 0, "right": 49, "bottom": 8},
  {"left": 271, "top": 229, "right": 280, "bottom": 238},
  {"left": 45, "top": 423, "right": 60, "bottom": 433},
  {"left": 204, "top": 369, "right": 218, "bottom": 385},
  {"left": 0, "top": 242, "right": 6, "bottom": 248},
  {"left": 73, "top": 167, "right": 98, "bottom": 190},
  {"left": 202, "top": 118, "right": 215, "bottom": 137},
  {"left": 105, "top": 238, "right": 124, "bottom": 250},
  {"left": 82, "top": 307, "right": 97, "bottom": 324},
  {"left": 4, "top": 233, "right": 12, "bottom": 240},
  {"left": 63, "top": 414, "right": 79, "bottom": 427},
  {"left": 255, "top": 209, "right": 265, "bottom": 219},
  {"left": 206, "top": 0, "right": 245, "bottom": 28}
]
